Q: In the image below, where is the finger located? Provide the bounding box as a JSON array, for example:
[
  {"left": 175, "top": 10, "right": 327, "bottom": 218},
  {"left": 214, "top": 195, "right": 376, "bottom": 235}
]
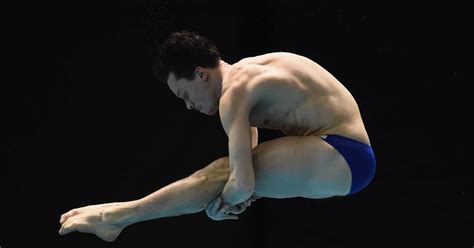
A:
[
  {"left": 213, "top": 212, "right": 239, "bottom": 221},
  {"left": 210, "top": 197, "right": 222, "bottom": 214},
  {"left": 237, "top": 204, "right": 249, "bottom": 213},
  {"left": 205, "top": 201, "right": 219, "bottom": 219},
  {"left": 224, "top": 214, "right": 239, "bottom": 220},
  {"left": 238, "top": 202, "right": 246, "bottom": 207},
  {"left": 229, "top": 207, "right": 246, "bottom": 215},
  {"left": 205, "top": 198, "right": 216, "bottom": 211},
  {"left": 206, "top": 198, "right": 222, "bottom": 218},
  {"left": 219, "top": 212, "right": 238, "bottom": 220},
  {"left": 251, "top": 195, "right": 262, "bottom": 200},
  {"left": 60, "top": 215, "right": 66, "bottom": 224},
  {"left": 218, "top": 204, "right": 230, "bottom": 215},
  {"left": 60, "top": 210, "right": 72, "bottom": 224},
  {"left": 205, "top": 197, "right": 216, "bottom": 210}
]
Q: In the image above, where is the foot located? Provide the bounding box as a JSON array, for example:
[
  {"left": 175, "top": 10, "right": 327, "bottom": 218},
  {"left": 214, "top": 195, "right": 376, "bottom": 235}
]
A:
[{"left": 59, "top": 202, "right": 129, "bottom": 242}]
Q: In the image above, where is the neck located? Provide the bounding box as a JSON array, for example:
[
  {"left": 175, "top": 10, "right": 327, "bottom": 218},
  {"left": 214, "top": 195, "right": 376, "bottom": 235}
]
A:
[
  {"left": 219, "top": 60, "right": 232, "bottom": 79},
  {"left": 215, "top": 60, "right": 231, "bottom": 99}
]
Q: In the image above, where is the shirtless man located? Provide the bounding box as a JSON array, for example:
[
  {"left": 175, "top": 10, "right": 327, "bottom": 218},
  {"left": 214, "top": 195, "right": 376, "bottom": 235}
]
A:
[{"left": 58, "top": 31, "right": 376, "bottom": 242}]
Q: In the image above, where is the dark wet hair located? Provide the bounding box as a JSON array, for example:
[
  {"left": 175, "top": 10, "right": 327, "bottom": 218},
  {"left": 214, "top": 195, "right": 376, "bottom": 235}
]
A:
[{"left": 153, "top": 31, "right": 221, "bottom": 84}]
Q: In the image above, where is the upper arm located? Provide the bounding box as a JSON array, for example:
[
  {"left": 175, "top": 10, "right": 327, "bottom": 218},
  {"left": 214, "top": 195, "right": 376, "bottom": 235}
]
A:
[{"left": 220, "top": 89, "right": 255, "bottom": 192}]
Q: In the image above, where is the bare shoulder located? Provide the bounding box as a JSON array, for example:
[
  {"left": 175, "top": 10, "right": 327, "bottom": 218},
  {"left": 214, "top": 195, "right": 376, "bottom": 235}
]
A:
[{"left": 218, "top": 63, "right": 276, "bottom": 132}]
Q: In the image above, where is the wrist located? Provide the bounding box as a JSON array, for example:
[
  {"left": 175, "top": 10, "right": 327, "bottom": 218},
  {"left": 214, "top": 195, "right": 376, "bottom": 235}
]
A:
[{"left": 222, "top": 181, "right": 252, "bottom": 206}]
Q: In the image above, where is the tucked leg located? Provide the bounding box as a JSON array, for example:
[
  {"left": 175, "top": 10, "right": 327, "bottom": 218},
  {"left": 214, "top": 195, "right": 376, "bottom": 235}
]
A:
[
  {"left": 129, "top": 134, "right": 352, "bottom": 222},
  {"left": 59, "top": 135, "right": 351, "bottom": 241},
  {"left": 250, "top": 135, "right": 352, "bottom": 198}
]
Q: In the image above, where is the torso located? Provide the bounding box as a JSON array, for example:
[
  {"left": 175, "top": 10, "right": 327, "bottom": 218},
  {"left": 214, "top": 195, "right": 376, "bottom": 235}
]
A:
[{"left": 220, "top": 52, "right": 371, "bottom": 146}]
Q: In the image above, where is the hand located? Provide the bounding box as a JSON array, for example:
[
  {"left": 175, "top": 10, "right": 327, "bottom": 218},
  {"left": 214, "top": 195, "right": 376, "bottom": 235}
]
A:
[
  {"left": 205, "top": 195, "right": 261, "bottom": 221},
  {"left": 59, "top": 202, "right": 127, "bottom": 242},
  {"left": 205, "top": 195, "right": 239, "bottom": 221},
  {"left": 225, "top": 194, "right": 260, "bottom": 215}
]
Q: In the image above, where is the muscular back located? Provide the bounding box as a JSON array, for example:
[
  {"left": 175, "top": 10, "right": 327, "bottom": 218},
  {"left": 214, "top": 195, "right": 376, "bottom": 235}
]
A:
[{"left": 219, "top": 52, "right": 371, "bottom": 146}]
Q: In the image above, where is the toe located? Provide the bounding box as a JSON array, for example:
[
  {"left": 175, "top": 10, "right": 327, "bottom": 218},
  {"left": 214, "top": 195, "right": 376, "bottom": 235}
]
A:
[
  {"left": 60, "top": 213, "right": 68, "bottom": 224},
  {"left": 59, "top": 218, "right": 77, "bottom": 235},
  {"left": 60, "top": 209, "right": 80, "bottom": 224}
]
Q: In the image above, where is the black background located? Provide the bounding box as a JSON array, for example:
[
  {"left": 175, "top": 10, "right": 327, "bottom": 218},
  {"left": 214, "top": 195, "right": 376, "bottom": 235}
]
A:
[{"left": 3, "top": 0, "right": 471, "bottom": 247}]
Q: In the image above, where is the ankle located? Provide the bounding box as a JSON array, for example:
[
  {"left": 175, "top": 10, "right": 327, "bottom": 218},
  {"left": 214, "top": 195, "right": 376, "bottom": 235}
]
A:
[{"left": 103, "top": 200, "right": 141, "bottom": 227}]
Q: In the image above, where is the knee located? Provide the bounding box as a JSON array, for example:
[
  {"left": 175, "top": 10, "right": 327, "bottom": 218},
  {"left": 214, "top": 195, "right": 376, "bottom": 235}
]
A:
[
  {"left": 214, "top": 156, "right": 230, "bottom": 167},
  {"left": 208, "top": 156, "right": 230, "bottom": 171},
  {"left": 193, "top": 156, "right": 230, "bottom": 180}
]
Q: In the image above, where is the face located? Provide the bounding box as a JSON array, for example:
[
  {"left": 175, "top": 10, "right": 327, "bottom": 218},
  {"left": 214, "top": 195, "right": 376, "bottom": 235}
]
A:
[{"left": 167, "top": 69, "right": 219, "bottom": 115}]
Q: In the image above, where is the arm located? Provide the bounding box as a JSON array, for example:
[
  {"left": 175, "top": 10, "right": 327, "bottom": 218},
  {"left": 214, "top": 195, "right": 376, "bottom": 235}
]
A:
[{"left": 220, "top": 91, "right": 256, "bottom": 206}]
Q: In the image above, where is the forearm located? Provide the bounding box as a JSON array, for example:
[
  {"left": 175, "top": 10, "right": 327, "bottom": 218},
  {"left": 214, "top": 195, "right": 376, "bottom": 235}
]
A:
[{"left": 220, "top": 177, "right": 253, "bottom": 206}]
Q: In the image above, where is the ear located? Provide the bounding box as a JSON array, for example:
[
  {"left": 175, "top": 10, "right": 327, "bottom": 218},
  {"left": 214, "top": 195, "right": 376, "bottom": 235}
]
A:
[{"left": 195, "top": 67, "right": 208, "bottom": 81}]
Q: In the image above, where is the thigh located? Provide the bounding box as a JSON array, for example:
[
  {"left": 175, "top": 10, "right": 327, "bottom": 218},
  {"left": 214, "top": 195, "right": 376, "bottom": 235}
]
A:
[{"left": 250, "top": 135, "right": 352, "bottom": 199}]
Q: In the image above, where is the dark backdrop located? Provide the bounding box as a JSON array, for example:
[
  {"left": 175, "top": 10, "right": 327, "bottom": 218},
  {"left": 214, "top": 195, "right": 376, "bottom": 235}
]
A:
[{"left": 3, "top": 0, "right": 471, "bottom": 247}]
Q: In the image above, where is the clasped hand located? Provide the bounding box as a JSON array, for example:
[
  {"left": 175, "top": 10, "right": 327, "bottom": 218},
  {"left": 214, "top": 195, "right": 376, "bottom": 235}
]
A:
[{"left": 205, "top": 194, "right": 260, "bottom": 221}]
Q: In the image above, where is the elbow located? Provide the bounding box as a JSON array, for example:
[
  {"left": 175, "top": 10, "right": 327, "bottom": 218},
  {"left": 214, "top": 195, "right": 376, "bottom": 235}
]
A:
[
  {"left": 235, "top": 187, "right": 254, "bottom": 204},
  {"left": 235, "top": 180, "right": 255, "bottom": 199},
  {"left": 228, "top": 177, "right": 255, "bottom": 201}
]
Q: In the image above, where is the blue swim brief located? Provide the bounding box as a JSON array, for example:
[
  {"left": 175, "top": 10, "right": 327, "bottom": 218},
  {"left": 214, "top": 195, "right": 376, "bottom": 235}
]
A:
[{"left": 320, "top": 134, "right": 376, "bottom": 195}]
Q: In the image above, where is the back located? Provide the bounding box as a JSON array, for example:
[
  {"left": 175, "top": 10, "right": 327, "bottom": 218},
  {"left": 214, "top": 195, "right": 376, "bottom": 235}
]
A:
[{"left": 220, "top": 52, "right": 370, "bottom": 145}]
